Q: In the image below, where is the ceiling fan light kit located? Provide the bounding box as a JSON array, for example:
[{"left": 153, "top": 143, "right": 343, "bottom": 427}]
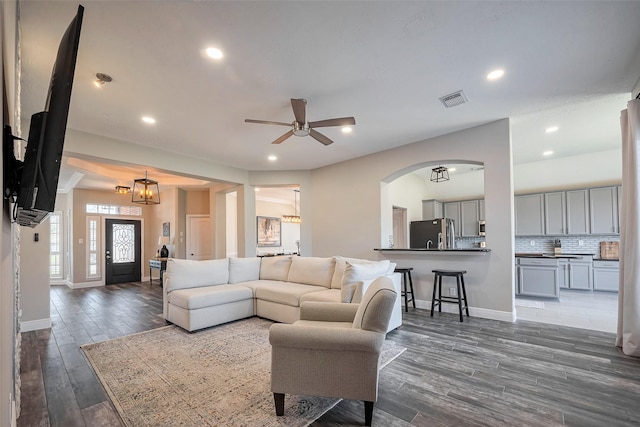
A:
[{"left": 245, "top": 98, "right": 355, "bottom": 146}]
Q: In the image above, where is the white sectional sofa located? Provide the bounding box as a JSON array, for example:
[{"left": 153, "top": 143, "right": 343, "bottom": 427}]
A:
[{"left": 162, "top": 255, "right": 402, "bottom": 333}]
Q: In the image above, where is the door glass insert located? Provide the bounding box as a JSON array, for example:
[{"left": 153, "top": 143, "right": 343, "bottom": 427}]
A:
[{"left": 112, "top": 224, "right": 135, "bottom": 263}]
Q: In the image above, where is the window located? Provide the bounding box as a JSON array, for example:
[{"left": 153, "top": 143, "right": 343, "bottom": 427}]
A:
[
  {"left": 87, "top": 216, "right": 100, "bottom": 279},
  {"left": 85, "top": 203, "right": 142, "bottom": 216},
  {"left": 49, "top": 211, "right": 63, "bottom": 279}
]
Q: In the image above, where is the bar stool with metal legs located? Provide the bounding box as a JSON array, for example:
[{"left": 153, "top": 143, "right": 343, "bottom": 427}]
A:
[
  {"left": 394, "top": 267, "right": 416, "bottom": 312},
  {"left": 430, "top": 269, "right": 469, "bottom": 322}
]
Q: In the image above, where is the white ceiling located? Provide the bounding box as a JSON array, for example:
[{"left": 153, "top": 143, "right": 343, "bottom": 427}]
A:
[{"left": 16, "top": 1, "right": 640, "bottom": 197}]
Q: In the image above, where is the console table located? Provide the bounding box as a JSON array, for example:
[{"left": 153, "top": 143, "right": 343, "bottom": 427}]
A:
[{"left": 149, "top": 258, "right": 168, "bottom": 286}]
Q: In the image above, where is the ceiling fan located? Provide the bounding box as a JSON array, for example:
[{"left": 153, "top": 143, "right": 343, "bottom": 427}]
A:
[{"left": 245, "top": 98, "right": 356, "bottom": 146}]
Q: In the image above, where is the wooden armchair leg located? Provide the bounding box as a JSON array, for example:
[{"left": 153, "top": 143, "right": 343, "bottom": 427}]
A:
[
  {"left": 274, "top": 393, "right": 285, "bottom": 416},
  {"left": 364, "top": 401, "right": 374, "bottom": 426}
]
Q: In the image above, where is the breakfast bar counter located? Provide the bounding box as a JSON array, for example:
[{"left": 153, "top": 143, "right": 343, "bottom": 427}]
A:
[{"left": 375, "top": 248, "right": 491, "bottom": 254}]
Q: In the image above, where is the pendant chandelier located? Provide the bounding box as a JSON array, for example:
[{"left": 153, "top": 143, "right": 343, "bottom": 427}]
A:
[
  {"left": 282, "top": 189, "right": 301, "bottom": 223},
  {"left": 430, "top": 166, "right": 450, "bottom": 183},
  {"left": 132, "top": 171, "right": 160, "bottom": 205},
  {"left": 115, "top": 185, "right": 131, "bottom": 194}
]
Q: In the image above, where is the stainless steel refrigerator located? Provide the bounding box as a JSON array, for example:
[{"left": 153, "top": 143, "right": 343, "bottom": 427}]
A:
[{"left": 409, "top": 218, "right": 456, "bottom": 249}]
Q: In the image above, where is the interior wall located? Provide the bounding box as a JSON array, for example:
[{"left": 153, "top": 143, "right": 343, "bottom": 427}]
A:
[
  {"left": 310, "top": 119, "right": 514, "bottom": 317},
  {"left": 514, "top": 148, "right": 622, "bottom": 194},
  {"left": 387, "top": 173, "right": 428, "bottom": 243},
  {"left": 19, "top": 219, "right": 50, "bottom": 330},
  {"left": 2, "top": 1, "right": 18, "bottom": 422},
  {"left": 185, "top": 189, "right": 209, "bottom": 215}
]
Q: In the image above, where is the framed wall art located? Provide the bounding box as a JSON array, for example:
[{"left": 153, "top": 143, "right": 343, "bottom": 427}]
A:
[{"left": 257, "top": 216, "right": 281, "bottom": 247}]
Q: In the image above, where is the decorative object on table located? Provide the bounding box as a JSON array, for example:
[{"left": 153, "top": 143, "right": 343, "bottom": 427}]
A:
[
  {"left": 158, "top": 236, "right": 170, "bottom": 258},
  {"left": 132, "top": 170, "right": 160, "bottom": 204},
  {"left": 282, "top": 189, "right": 301, "bottom": 223},
  {"left": 80, "top": 317, "right": 406, "bottom": 427},
  {"left": 257, "top": 216, "right": 281, "bottom": 247},
  {"left": 245, "top": 98, "right": 356, "bottom": 146}
]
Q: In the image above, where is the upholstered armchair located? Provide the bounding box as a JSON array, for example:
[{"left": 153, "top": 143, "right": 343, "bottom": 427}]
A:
[{"left": 269, "top": 276, "right": 397, "bottom": 426}]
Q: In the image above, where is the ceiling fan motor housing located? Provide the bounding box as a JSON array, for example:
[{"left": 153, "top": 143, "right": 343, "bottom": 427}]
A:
[{"left": 293, "top": 121, "right": 310, "bottom": 136}]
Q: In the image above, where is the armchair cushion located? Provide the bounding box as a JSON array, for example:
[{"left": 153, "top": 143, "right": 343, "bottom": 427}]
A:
[
  {"left": 352, "top": 276, "right": 398, "bottom": 334},
  {"left": 299, "top": 301, "right": 359, "bottom": 323}
]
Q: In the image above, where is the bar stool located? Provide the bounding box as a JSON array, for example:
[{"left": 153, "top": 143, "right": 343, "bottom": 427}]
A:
[
  {"left": 430, "top": 269, "right": 469, "bottom": 322},
  {"left": 394, "top": 267, "right": 416, "bottom": 312}
]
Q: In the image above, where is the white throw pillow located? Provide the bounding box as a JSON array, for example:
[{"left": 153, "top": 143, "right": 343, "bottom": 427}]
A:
[
  {"left": 331, "top": 257, "right": 392, "bottom": 289},
  {"left": 228, "top": 257, "right": 261, "bottom": 283},
  {"left": 340, "top": 260, "right": 391, "bottom": 302},
  {"left": 287, "top": 256, "right": 335, "bottom": 288},
  {"left": 165, "top": 258, "right": 229, "bottom": 292},
  {"left": 259, "top": 256, "right": 292, "bottom": 281}
]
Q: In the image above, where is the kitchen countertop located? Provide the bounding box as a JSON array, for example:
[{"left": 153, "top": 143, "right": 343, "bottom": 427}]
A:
[
  {"left": 375, "top": 248, "right": 490, "bottom": 253},
  {"left": 515, "top": 252, "right": 594, "bottom": 259}
]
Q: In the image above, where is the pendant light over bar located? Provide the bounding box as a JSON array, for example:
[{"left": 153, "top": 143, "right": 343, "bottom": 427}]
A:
[
  {"left": 430, "top": 166, "right": 450, "bottom": 183},
  {"left": 132, "top": 171, "right": 160, "bottom": 204}
]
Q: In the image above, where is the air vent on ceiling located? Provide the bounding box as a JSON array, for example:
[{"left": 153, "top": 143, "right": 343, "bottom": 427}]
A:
[{"left": 439, "top": 90, "right": 468, "bottom": 108}]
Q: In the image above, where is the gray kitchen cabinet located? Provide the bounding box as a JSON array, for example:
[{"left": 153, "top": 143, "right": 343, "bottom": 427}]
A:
[
  {"left": 517, "top": 257, "right": 560, "bottom": 298},
  {"left": 558, "top": 259, "right": 568, "bottom": 289},
  {"left": 444, "top": 202, "right": 461, "bottom": 237},
  {"left": 566, "top": 189, "right": 590, "bottom": 235},
  {"left": 589, "top": 187, "right": 619, "bottom": 234},
  {"left": 515, "top": 194, "right": 545, "bottom": 236},
  {"left": 422, "top": 199, "right": 443, "bottom": 220},
  {"left": 568, "top": 256, "right": 593, "bottom": 290},
  {"left": 593, "top": 260, "right": 619, "bottom": 292},
  {"left": 544, "top": 191, "right": 566, "bottom": 235},
  {"left": 461, "top": 200, "right": 480, "bottom": 237},
  {"left": 479, "top": 199, "right": 485, "bottom": 221}
]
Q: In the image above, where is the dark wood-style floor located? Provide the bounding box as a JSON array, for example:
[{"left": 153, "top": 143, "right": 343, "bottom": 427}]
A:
[{"left": 17, "top": 282, "right": 640, "bottom": 426}]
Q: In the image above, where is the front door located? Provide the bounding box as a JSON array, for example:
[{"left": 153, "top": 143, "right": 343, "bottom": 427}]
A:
[{"left": 105, "top": 219, "right": 142, "bottom": 285}]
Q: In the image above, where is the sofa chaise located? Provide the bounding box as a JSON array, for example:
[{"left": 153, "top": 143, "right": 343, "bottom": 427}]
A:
[{"left": 162, "top": 255, "right": 402, "bottom": 333}]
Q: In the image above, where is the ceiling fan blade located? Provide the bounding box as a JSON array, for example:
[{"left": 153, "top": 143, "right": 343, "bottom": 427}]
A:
[
  {"left": 272, "top": 130, "right": 294, "bottom": 144},
  {"left": 309, "top": 129, "right": 334, "bottom": 146},
  {"left": 308, "top": 117, "right": 356, "bottom": 128},
  {"left": 291, "top": 98, "right": 307, "bottom": 124},
  {"left": 245, "top": 119, "right": 291, "bottom": 126}
]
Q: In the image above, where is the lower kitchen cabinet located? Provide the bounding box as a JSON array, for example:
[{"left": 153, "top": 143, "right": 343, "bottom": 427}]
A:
[
  {"left": 558, "top": 256, "right": 593, "bottom": 290},
  {"left": 593, "top": 260, "right": 619, "bottom": 292},
  {"left": 516, "top": 257, "right": 560, "bottom": 298}
]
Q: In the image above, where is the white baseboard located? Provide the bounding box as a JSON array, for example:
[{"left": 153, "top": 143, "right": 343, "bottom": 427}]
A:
[
  {"left": 69, "top": 281, "right": 104, "bottom": 289},
  {"left": 405, "top": 299, "right": 515, "bottom": 323},
  {"left": 20, "top": 318, "right": 51, "bottom": 332}
]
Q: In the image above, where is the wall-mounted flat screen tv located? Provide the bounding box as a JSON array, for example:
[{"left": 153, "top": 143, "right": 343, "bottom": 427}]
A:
[{"left": 8, "top": 5, "right": 84, "bottom": 227}]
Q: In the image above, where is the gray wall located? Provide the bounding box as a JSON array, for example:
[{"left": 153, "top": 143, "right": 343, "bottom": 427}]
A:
[{"left": 311, "top": 119, "right": 515, "bottom": 319}]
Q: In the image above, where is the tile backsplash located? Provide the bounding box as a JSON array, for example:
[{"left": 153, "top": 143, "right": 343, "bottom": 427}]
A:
[{"left": 514, "top": 235, "right": 619, "bottom": 255}]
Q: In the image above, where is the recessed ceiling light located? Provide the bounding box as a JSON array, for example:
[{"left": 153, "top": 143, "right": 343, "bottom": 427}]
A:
[
  {"left": 268, "top": 155, "right": 277, "bottom": 161},
  {"left": 486, "top": 69, "right": 504, "bottom": 80},
  {"left": 341, "top": 127, "right": 352, "bottom": 134},
  {"left": 448, "top": 168, "right": 457, "bottom": 172},
  {"left": 142, "top": 116, "right": 156, "bottom": 124},
  {"left": 543, "top": 150, "right": 554, "bottom": 156},
  {"left": 93, "top": 72, "right": 112, "bottom": 88},
  {"left": 206, "top": 47, "right": 224, "bottom": 60},
  {"left": 254, "top": 188, "right": 260, "bottom": 192},
  {"left": 545, "top": 126, "right": 559, "bottom": 133}
]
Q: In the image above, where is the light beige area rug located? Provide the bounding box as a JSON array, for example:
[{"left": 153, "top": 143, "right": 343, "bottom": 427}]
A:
[{"left": 81, "top": 317, "right": 405, "bottom": 427}]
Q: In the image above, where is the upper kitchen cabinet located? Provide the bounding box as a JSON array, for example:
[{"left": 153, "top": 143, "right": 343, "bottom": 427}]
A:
[
  {"left": 590, "top": 186, "right": 619, "bottom": 234},
  {"left": 515, "top": 194, "right": 545, "bottom": 236},
  {"left": 444, "top": 201, "right": 461, "bottom": 237},
  {"left": 544, "top": 191, "right": 567, "bottom": 235},
  {"left": 460, "top": 200, "right": 480, "bottom": 237},
  {"left": 422, "top": 199, "right": 443, "bottom": 220},
  {"left": 566, "top": 189, "right": 590, "bottom": 235}
]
